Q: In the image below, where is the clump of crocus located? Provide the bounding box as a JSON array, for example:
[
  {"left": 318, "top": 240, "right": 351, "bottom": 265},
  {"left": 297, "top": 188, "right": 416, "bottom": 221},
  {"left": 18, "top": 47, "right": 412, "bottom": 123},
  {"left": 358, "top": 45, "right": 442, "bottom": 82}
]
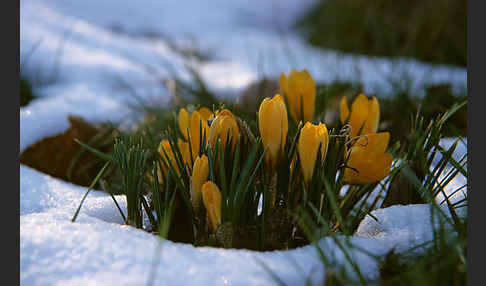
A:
[
  {"left": 297, "top": 122, "right": 329, "bottom": 186},
  {"left": 340, "top": 94, "right": 380, "bottom": 138},
  {"left": 201, "top": 181, "right": 222, "bottom": 233},
  {"left": 258, "top": 94, "right": 288, "bottom": 169},
  {"left": 343, "top": 132, "right": 393, "bottom": 184},
  {"left": 280, "top": 69, "right": 316, "bottom": 123},
  {"left": 208, "top": 109, "right": 240, "bottom": 152},
  {"left": 190, "top": 155, "right": 209, "bottom": 210}
]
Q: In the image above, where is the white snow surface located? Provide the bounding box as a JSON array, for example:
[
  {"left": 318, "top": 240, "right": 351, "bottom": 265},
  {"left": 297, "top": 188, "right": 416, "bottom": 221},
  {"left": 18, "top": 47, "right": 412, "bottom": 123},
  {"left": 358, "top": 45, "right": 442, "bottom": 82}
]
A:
[
  {"left": 20, "top": 1, "right": 467, "bottom": 285},
  {"left": 21, "top": 0, "right": 466, "bottom": 106}
]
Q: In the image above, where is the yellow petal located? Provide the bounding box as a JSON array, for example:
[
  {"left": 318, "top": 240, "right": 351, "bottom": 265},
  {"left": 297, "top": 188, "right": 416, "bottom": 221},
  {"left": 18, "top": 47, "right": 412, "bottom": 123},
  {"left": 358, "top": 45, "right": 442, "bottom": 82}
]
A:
[
  {"left": 191, "top": 155, "right": 209, "bottom": 209},
  {"left": 217, "top": 109, "right": 235, "bottom": 118},
  {"left": 344, "top": 152, "right": 392, "bottom": 184},
  {"left": 340, "top": 96, "right": 350, "bottom": 124},
  {"left": 178, "top": 108, "right": 190, "bottom": 140},
  {"left": 344, "top": 132, "right": 392, "bottom": 184},
  {"left": 201, "top": 181, "right": 222, "bottom": 233},
  {"left": 287, "top": 71, "right": 303, "bottom": 121},
  {"left": 178, "top": 138, "right": 191, "bottom": 167},
  {"left": 301, "top": 69, "right": 316, "bottom": 122},
  {"left": 277, "top": 95, "right": 289, "bottom": 152},
  {"left": 208, "top": 112, "right": 239, "bottom": 152},
  {"left": 198, "top": 107, "right": 214, "bottom": 121},
  {"left": 281, "top": 71, "right": 298, "bottom": 122},
  {"left": 190, "top": 111, "right": 209, "bottom": 159},
  {"left": 348, "top": 94, "right": 370, "bottom": 138},
  {"left": 317, "top": 123, "right": 329, "bottom": 162},
  {"left": 363, "top": 96, "right": 380, "bottom": 135},
  {"left": 281, "top": 70, "right": 315, "bottom": 123},
  {"left": 258, "top": 94, "right": 288, "bottom": 168},
  {"left": 354, "top": 132, "right": 390, "bottom": 155},
  {"left": 298, "top": 122, "right": 319, "bottom": 185},
  {"left": 158, "top": 139, "right": 178, "bottom": 178}
]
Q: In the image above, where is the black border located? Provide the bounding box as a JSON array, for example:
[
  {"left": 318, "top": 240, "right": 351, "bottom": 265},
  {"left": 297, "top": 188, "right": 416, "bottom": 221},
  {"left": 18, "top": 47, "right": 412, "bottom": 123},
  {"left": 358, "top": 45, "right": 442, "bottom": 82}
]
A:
[
  {"left": 466, "top": 0, "right": 474, "bottom": 284},
  {"left": 14, "top": 0, "right": 20, "bottom": 284}
]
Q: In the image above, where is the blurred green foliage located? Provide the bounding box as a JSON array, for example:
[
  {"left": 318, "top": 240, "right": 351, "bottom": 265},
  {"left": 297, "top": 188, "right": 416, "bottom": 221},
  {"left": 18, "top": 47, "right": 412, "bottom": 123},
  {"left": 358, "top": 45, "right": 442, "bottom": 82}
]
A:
[
  {"left": 20, "top": 75, "right": 37, "bottom": 107},
  {"left": 297, "top": 0, "right": 466, "bottom": 67}
]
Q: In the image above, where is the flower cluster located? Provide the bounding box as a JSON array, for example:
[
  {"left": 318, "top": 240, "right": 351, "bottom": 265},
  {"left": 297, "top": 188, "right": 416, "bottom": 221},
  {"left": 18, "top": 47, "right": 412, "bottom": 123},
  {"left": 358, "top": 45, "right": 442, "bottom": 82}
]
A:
[{"left": 156, "top": 69, "right": 393, "bottom": 238}]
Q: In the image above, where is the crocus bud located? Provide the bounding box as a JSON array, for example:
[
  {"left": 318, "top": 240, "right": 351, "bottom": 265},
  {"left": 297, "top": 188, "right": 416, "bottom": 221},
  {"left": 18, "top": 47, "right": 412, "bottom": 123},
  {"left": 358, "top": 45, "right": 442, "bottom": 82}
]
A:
[
  {"left": 343, "top": 132, "right": 393, "bottom": 185},
  {"left": 190, "top": 155, "right": 209, "bottom": 210},
  {"left": 198, "top": 107, "right": 214, "bottom": 122},
  {"left": 201, "top": 181, "right": 222, "bottom": 233},
  {"left": 340, "top": 94, "right": 380, "bottom": 138},
  {"left": 280, "top": 69, "right": 315, "bottom": 123},
  {"left": 178, "top": 108, "right": 190, "bottom": 140},
  {"left": 297, "top": 122, "right": 329, "bottom": 185},
  {"left": 189, "top": 111, "right": 209, "bottom": 160},
  {"left": 208, "top": 109, "right": 239, "bottom": 152},
  {"left": 258, "top": 94, "right": 288, "bottom": 168}
]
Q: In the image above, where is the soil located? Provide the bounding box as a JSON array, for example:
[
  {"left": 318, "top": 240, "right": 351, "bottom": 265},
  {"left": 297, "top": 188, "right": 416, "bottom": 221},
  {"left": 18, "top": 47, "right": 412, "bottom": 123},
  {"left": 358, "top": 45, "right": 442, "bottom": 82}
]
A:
[{"left": 20, "top": 115, "right": 115, "bottom": 188}]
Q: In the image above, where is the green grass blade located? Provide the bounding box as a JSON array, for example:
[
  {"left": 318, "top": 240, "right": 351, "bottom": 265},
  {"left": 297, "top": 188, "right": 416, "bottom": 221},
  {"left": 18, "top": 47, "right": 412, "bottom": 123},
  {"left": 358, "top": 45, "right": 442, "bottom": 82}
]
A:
[{"left": 71, "top": 161, "right": 111, "bottom": 222}]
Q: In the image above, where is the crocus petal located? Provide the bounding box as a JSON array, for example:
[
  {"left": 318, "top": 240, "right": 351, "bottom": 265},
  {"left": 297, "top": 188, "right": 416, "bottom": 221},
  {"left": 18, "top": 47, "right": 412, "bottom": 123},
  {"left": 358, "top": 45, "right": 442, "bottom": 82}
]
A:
[
  {"left": 201, "top": 181, "right": 222, "bottom": 233},
  {"left": 158, "top": 139, "right": 178, "bottom": 178},
  {"left": 298, "top": 122, "right": 319, "bottom": 185},
  {"left": 344, "top": 151, "right": 392, "bottom": 184},
  {"left": 280, "top": 70, "right": 316, "bottom": 123},
  {"left": 198, "top": 107, "right": 214, "bottom": 122},
  {"left": 177, "top": 138, "right": 191, "bottom": 167},
  {"left": 258, "top": 94, "right": 288, "bottom": 168},
  {"left": 344, "top": 132, "right": 392, "bottom": 184},
  {"left": 190, "top": 111, "right": 209, "bottom": 159},
  {"left": 301, "top": 70, "right": 316, "bottom": 122},
  {"left": 178, "top": 108, "right": 190, "bottom": 140},
  {"left": 340, "top": 96, "right": 350, "bottom": 124},
  {"left": 354, "top": 132, "right": 390, "bottom": 155},
  {"left": 363, "top": 96, "right": 380, "bottom": 135},
  {"left": 288, "top": 71, "right": 303, "bottom": 121},
  {"left": 317, "top": 123, "right": 329, "bottom": 162},
  {"left": 208, "top": 112, "right": 239, "bottom": 152},
  {"left": 348, "top": 94, "right": 370, "bottom": 138},
  {"left": 191, "top": 155, "right": 209, "bottom": 209}
]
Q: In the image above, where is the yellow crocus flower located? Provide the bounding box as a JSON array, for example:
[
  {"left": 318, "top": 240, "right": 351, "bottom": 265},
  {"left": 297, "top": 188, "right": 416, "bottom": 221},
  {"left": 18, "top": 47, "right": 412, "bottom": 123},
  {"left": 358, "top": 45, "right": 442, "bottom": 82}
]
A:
[
  {"left": 157, "top": 139, "right": 179, "bottom": 180},
  {"left": 157, "top": 138, "right": 192, "bottom": 182},
  {"left": 190, "top": 155, "right": 209, "bottom": 210},
  {"left": 201, "top": 181, "right": 222, "bottom": 233},
  {"left": 343, "top": 132, "right": 393, "bottom": 184},
  {"left": 258, "top": 94, "right": 288, "bottom": 168},
  {"left": 340, "top": 94, "right": 380, "bottom": 138},
  {"left": 189, "top": 111, "right": 209, "bottom": 159},
  {"left": 178, "top": 108, "right": 190, "bottom": 140},
  {"left": 297, "top": 122, "right": 329, "bottom": 185},
  {"left": 280, "top": 69, "right": 316, "bottom": 123},
  {"left": 208, "top": 109, "right": 239, "bottom": 152},
  {"left": 177, "top": 138, "right": 191, "bottom": 167},
  {"left": 198, "top": 107, "right": 215, "bottom": 122}
]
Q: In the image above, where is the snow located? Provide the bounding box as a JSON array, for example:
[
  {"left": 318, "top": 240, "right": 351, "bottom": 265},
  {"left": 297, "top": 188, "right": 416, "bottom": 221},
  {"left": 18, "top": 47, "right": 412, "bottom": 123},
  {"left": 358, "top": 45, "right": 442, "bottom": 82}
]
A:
[
  {"left": 21, "top": 157, "right": 464, "bottom": 285},
  {"left": 21, "top": 0, "right": 466, "bottom": 106},
  {"left": 20, "top": 0, "right": 467, "bottom": 285}
]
